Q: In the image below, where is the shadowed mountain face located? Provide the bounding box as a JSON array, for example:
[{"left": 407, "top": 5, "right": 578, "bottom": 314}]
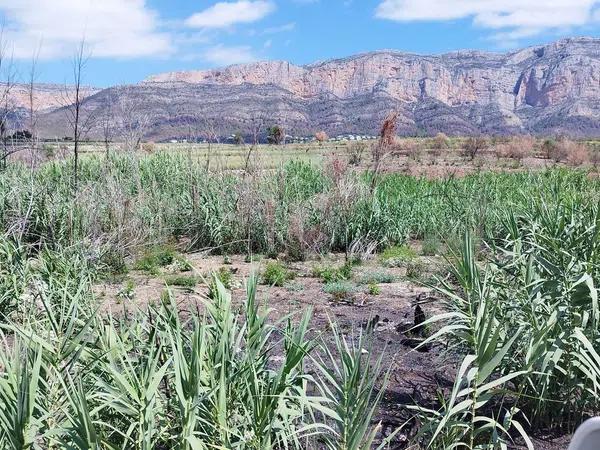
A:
[{"left": 38, "top": 37, "right": 600, "bottom": 140}]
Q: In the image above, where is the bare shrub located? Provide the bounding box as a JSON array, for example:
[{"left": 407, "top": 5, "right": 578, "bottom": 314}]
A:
[
  {"left": 463, "top": 136, "right": 488, "bottom": 160},
  {"left": 564, "top": 140, "right": 590, "bottom": 166},
  {"left": 590, "top": 147, "right": 600, "bottom": 169},
  {"left": 348, "top": 142, "right": 366, "bottom": 166},
  {"left": 406, "top": 141, "right": 423, "bottom": 162},
  {"left": 141, "top": 141, "right": 155, "bottom": 153},
  {"left": 541, "top": 138, "right": 559, "bottom": 160},
  {"left": 371, "top": 111, "right": 398, "bottom": 189},
  {"left": 315, "top": 131, "right": 328, "bottom": 145},
  {"left": 431, "top": 132, "right": 450, "bottom": 150},
  {"left": 495, "top": 135, "right": 535, "bottom": 161}
]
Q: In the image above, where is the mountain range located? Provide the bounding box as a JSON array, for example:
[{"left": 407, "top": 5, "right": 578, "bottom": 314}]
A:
[{"left": 21, "top": 37, "right": 600, "bottom": 140}]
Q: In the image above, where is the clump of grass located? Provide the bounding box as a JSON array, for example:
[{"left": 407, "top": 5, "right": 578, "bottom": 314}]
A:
[
  {"left": 358, "top": 270, "right": 395, "bottom": 285},
  {"left": 262, "top": 261, "right": 295, "bottom": 287},
  {"left": 164, "top": 274, "right": 198, "bottom": 291},
  {"left": 116, "top": 279, "right": 136, "bottom": 302},
  {"left": 134, "top": 245, "right": 177, "bottom": 275},
  {"left": 367, "top": 283, "right": 381, "bottom": 295},
  {"left": 405, "top": 260, "right": 425, "bottom": 280},
  {"left": 312, "top": 260, "right": 354, "bottom": 283},
  {"left": 324, "top": 281, "right": 355, "bottom": 302},
  {"left": 208, "top": 267, "right": 235, "bottom": 298},
  {"left": 421, "top": 237, "right": 441, "bottom": 256},
  {"left": 381, "top": 245, "right": 417, "bottom": 267},
  {"left": 99, "top": 248, "right": 128, "bottom": 280},
  {"left": 171, "top": 255, "right": 193, "bottom": 272},
  {"left": 285, "top": 281, "right": 304, "bottom": 292}
]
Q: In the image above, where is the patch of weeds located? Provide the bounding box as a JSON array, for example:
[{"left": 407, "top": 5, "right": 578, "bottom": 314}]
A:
[
  {"left": 405, "top": 260, "right": 425, "bottom": 281},
  {"left": 245, "top": 254, "right": 263, "bottom": 263},
  {"left": 324, "top": 281, "right": 355, "bottom": 302},
  {"left": 116, "top": 280, "right": 136, "bottom": 302},
  {"left": 381, "top": 245, "right": 417, "bottom": 267},
  {"left": 262, "top": 261, "right": 295, "bottom": 287},
  {"left": 134, "top": 245, "right": 176, "bottom": 275},
  {"left": 173, "top": 255, "right": 193, "bottom": 272},
  {"left": 164, "top": 275, "right": 198, "bottom": 291},
  {"left": 358, "top": 270, "right": 395, "bottom": 285},
  {"left": 367, "top": 283, "right": 381, "bottom": 296},
  {"left": 223, "top": 255, "right": 232, "bottom": 265},
  {"left": 99, "top": 248, "right": 128, "bottom": 281},
  {"left": 207, "top": 267, "right": 235, "bottom": 298},
  {"left": 215, "top": 267, "right": 233, "bottom": 289},
  {"left": 312, "top": 260, "right": 354, "bottom": 283},
  {"left": 285, "top": 281, "right": 304, "bottom": 292},
  {"left": 421, "top": 237, "right": 441, "bottom": 256}
]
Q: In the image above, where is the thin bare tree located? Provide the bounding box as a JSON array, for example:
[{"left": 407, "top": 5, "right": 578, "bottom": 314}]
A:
[
  {"left": 242, "top": 112, "right": 265, "bottom": 178},
  {"left": 26, "top": 46, "right": 41, "bottom": 167},
  {"left": 62, "top": 38, "right": 94, "bottom": 192},
  {"left": 101, "top": 90, "right": 114, "bottom": 158},
  {"left": 0, "top": 27, "right": 17, "bottom": 170},
  {"left": 201, "top": 118, "right": 221, "bottom": 171},
  {"left": 115, "top": 86, "right": 150, "bottom": 152}
]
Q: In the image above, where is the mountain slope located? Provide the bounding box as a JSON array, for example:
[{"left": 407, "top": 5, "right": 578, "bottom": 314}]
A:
[{"left": 39, "top": 37, "right": 600, "bottom": 139}]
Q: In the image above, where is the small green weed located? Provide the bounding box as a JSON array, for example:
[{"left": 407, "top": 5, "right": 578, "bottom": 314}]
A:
[
  {"left": 324, "top": 281, "right": 355, "bottom": 302},
  {"left": 358, "top": 270, "right": 395, "bottom": 285},
  {"left": 367, "top": 283, "right": 381, "bottom": 295},
  {"left": 381, "top": 245, "right": 417, "bottom": 267},
  {"left": 262, "top": 261, "right": 294, "bottom": 287},
  {"left": 312, "top": 260, "right": 354, "bottom": 283},
  {"left": 164, "top": 275, "right": 198, "bottom": 290},
  {"left": 134, "top": 245, "right": 176, "bottom": 275},
  {"left": 116, "top": 280, "right": 136, "bottom": 302}
]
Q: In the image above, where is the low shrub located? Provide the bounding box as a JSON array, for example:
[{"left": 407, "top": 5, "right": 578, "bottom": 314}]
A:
[
  {"left": 421, "top": 237, "right": 441, "bottom": 256},
  {"left": 116, "top": 279, "right": 136, "bottom": 302},
  {"left": 164, "top": 275, "right": 198, "bottom": 290},
  {"left": 367, "top": 283, "right": 381, "bottom": 295},
  {"left": 134, "top": 245, "right": 176, "bottom": 275},
  {"left": 405, "top": 260, "right": 425, "bottom": 280},
  {"left": 262, "top": 261, "right": 294, "bottom": 287},
  {"left": 381, "top": 245, "right": 417, "bottom": 267},
  {"left": 358, "top": 270, "right": 395, "bottom": 285},
  {"left": 324, "top": 281, "right": 355, "bottom": 302},
  {"left": 312, "top": 260, "right": 354, "bottom": 283}
]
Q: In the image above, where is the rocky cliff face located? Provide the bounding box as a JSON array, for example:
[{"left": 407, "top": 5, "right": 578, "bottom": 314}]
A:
[{"left": 40, "top": 37, "right": 600, "bottom": 139}]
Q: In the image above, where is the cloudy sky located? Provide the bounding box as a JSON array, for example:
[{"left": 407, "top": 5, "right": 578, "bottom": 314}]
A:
[{"left": 1, "top": 0, "right": 599, "bottom": 86}]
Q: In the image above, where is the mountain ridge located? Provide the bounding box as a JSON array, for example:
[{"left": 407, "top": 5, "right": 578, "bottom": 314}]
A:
[{"left": 37, "top": 37, "right": 600, "bottom": 140}]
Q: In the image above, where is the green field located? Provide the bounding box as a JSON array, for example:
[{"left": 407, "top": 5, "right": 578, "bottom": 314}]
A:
[{"left": 1, "top": 147, "right": 599, "bottom": 448}]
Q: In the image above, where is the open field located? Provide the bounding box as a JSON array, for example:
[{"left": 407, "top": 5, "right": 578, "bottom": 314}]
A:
[{"left": 1, "top": 143, "right": 600, "bottom": 449}]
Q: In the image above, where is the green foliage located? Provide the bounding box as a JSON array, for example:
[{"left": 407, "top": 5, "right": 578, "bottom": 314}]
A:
[
  {"left": 367, "top": 283, "right": 381, "bottom": 295},
  {"left": 421, "top": 236, "right": 441, "bottom": 256},
  {"left": 164, "top": 274, "right": 198, "bottom": 290},
  {"left": 380, "top": 245, "right": 417, "bottom": 267},
  {"left": 134, "top": 245, "right": 176, "bottom": 274},
  {"left": 0, "top": 247, "right": 391, "bottom": 449},
  {"left": 261, "top": 261, "right": 294, "bottom": 287},
  {"left": 324, "top": 281, "right": 355, "bottom": 302},
  {"left": 415, "top": 200, "right": 600, "bottom": 447},
  {"left": 117, "top": 279, "right": 136, "bottom": 301},
  {"left": 312, "top": 260, "right": 354, "bottom": 283},
  {"left": 358, "top": 270, "right": 395, "bottom": 285}
]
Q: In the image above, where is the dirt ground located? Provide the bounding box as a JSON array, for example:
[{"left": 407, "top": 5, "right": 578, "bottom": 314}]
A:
[{"left": 94, "top": 249, "right": 571, "bottom": 449}]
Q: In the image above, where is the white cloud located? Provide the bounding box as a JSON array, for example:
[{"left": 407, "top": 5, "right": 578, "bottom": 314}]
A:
[
  {"left": 375, "top": 0, "right": 600, "bottom": 40},
  {"left": 186, "top": 1, "right": 275, "bottom": 29},
  {"left": 202, "top": 44, "right": 258, "bottom": 65},
  {"left": 0, "top": 0, "right": 172, "bottom": 59}
]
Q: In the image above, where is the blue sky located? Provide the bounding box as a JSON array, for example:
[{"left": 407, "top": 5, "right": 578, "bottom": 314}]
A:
[{"left": 1, "top": 0, "right": 599, "bottom": 87}]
